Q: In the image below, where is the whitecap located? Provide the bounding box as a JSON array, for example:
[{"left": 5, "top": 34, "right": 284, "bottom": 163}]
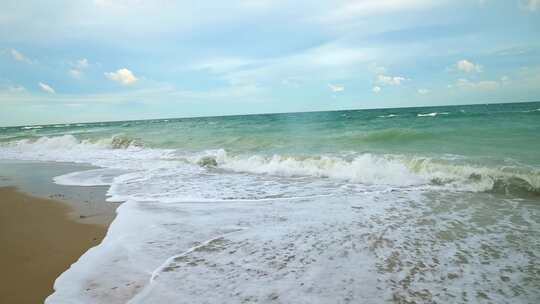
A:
[
  {"left": 417, "top": 112, "right": 449, "bottom": 117},
  {"left": 21, "top": 125, "right": 43, "bottom": 130}
]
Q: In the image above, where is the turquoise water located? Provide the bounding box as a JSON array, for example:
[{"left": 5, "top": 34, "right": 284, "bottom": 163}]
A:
[
  {"left": 1, "top": 102, "right": 540, "bottom": 303},
  {"left": 2, "top": 101, "right": 539, "bottom": 196},
  {"left": 2, "top": 102, "right": 539, "bottom": 162}
]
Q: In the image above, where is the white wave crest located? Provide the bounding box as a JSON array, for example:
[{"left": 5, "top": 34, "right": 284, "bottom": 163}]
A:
[
  {"left": 522, "top": 108, "right": 540, "bottom": 113},
  {"left": 215, "top": 150, "right": 423, "bottom": 186},
  {"left": 1, "top": 135, "right": 539, "bottom": 195},
  {"left": 417, "top": 112, "right": 449, "bottom": 117},
  {"left": 189, "top": 150, "right": 540, "bottom": 194},
  {"left": 0, "top": 135, "right": 173, "bottom": 170},
  {"left": 3, "top": 134, "right": 140, "bottom": 151},
  {"left": 21, "top": 125, "right": 43, "bottom": 130}
]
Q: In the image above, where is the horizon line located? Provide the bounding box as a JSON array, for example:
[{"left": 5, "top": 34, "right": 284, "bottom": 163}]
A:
[{"left": 2, "top": 99, "right": 539, "bottom": 129}]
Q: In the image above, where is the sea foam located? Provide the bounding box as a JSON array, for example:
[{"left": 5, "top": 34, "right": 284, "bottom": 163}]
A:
[
  {"left": 2, "top": 135, "right": 539, "bottom": 196},
  {"left": 0, "top": 134, "right": 539, "bottom": 303}
]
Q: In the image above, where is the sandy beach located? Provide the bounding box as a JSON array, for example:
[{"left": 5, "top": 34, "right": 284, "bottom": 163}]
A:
[
  {"left": 0, "top": 187, "right": 107, "bottom": 303},
  {"left": 0, "top": 162, "right": 116, "bottom": 304}
]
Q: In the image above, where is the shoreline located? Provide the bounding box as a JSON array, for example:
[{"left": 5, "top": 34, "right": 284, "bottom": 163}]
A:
[
  {"left": 0, "top": 160, "right": 117, "bottom": 303},
  {"left": 0, "top": 160, "right": 117, "bottom": 226}
]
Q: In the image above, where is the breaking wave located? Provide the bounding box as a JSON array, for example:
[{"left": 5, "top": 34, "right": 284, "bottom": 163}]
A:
[
  {"left": 189, "top": 150, "right": 540, "bottom": 197},
  {"left": 1, "top": 134, "right": 143, "bottom": 150},
  {"left": 1, "top": 135, "right": 539, "bottom": 197}
]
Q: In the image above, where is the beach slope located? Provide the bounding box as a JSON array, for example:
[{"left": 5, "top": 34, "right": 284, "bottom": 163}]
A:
[{"left": 0, "top": 187, "right": 106, "bottom": 304}]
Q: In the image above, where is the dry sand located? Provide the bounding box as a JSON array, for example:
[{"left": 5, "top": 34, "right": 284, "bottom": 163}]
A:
[{"left": 0, "top": 186, "right": 108, "bottom": 304}]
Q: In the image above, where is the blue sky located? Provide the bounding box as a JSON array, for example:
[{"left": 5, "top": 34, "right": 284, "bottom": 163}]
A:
[{"left": 1, "top": 0, "right": 539, "bottom": 126}]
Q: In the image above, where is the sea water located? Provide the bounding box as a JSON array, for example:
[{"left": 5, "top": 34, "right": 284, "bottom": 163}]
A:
[{"left": 0, "top": 102, "right": 539, "bottom": 303}]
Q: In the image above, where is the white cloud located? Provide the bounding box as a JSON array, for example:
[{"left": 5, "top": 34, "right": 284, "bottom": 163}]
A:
[
  {"left": 302, "top": 43, "right": 370, "bottom": 67},
  {"left": 453, "top": 75, "right": 510, "bottom": 90},
  {"left": 105, "top": 68, "right": 138, "bottom": 85},
  {"left": 321, "top": 0, "right": 437, "bottom": 23},
  {"left": 38, "top": 82, "right": 55, "bottom": 94},
  {"left": 10, "top": 49, "right": 31, "bottom": 63},
  {"left": 0, "top": 85, "right": 26, "bottom": 97},
  {"left": 70, "top": 58, "right": 90, "bottom": 78},
  {"left": 65, "top": 103, "right": 85, "bottom": 107},
  {"left": 8, "top": 85, "right": 26, "bottom": 93},
  {"left": 198, "top": 42, "right": 374, "bottom": 88},
  {"left": 417, "top": 88, "right": 429, "bottom": 94},
  {"left": 281, "top": 77, "right": 303, "bottom": 87},
  {"left": 328, "top": 84, "right": 345, "bottom": 92},
  {"left": 69, "top": 69, "right": 82, "bottom": 78},
  {"left": 454, "top": 78, "right": 499, "bottom": 90},
  {"left": 190, "top": 57, "right": 253, "bottom": 74},
  {"left": 0, "top": 82, "right": 268, "bottom": 109},
  {"left": 372, "top": 86, "right": 381, "bottom": 93},
  {"left": 456, "top": 59, "right": 482, "bottom": 73},
  {"left": 368, "top": 63, "right": 387, "bottom": 75},
  {"left": 94, "top": 0, "right": 129, "bottom": 9},
  {"left": 523, "top": 0, "right": 540, "bottom": 11},
  {"left": 377, "top": 75, "right": 408, "bottom": 86},
  {"left": 76, "top": 58, "right": 89, "bottom": 69}
]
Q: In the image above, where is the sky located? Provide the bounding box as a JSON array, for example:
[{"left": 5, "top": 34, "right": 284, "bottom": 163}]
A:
[{"left": 1, "top": 0, "right": 540, "bottom": 126}]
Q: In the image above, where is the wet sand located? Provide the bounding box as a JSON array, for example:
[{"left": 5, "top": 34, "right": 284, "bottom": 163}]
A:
[
  {"left": 0, "top": 160, "right": 116, "bottom": 226},
  {"left": 0, "top": 186, "right": 108, "bottom": 304}
]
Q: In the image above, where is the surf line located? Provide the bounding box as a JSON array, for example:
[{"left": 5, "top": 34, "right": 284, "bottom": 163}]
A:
[{"left": 128, "top": 226, "right": 249, "bottom": 303}]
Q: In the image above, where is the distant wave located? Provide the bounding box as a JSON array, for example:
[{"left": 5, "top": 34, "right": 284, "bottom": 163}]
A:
[
  {"left": 522, "top": 108, "right": 540, "bottom": 113},
  {"left": 21, "top": 125, "right": 43, "bottom": 130},
  {"left": 417, "top": 112, "right": 449, "bottom": 117},
  {"left": 377, "top": 114, "right": 398, "bottom": 118}
]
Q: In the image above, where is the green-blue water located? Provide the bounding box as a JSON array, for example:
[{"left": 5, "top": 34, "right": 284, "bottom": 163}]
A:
[
  {"left": 1, "top": 102, "right": 540, "bottom": 303},
  {"left": 2, "top": 102, "right": 539, "bottom": 163}
]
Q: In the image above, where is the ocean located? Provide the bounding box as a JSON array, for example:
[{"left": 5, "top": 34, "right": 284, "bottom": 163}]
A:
[{"left": 1, "top": 102, "right": 539, "bottom": 303}]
